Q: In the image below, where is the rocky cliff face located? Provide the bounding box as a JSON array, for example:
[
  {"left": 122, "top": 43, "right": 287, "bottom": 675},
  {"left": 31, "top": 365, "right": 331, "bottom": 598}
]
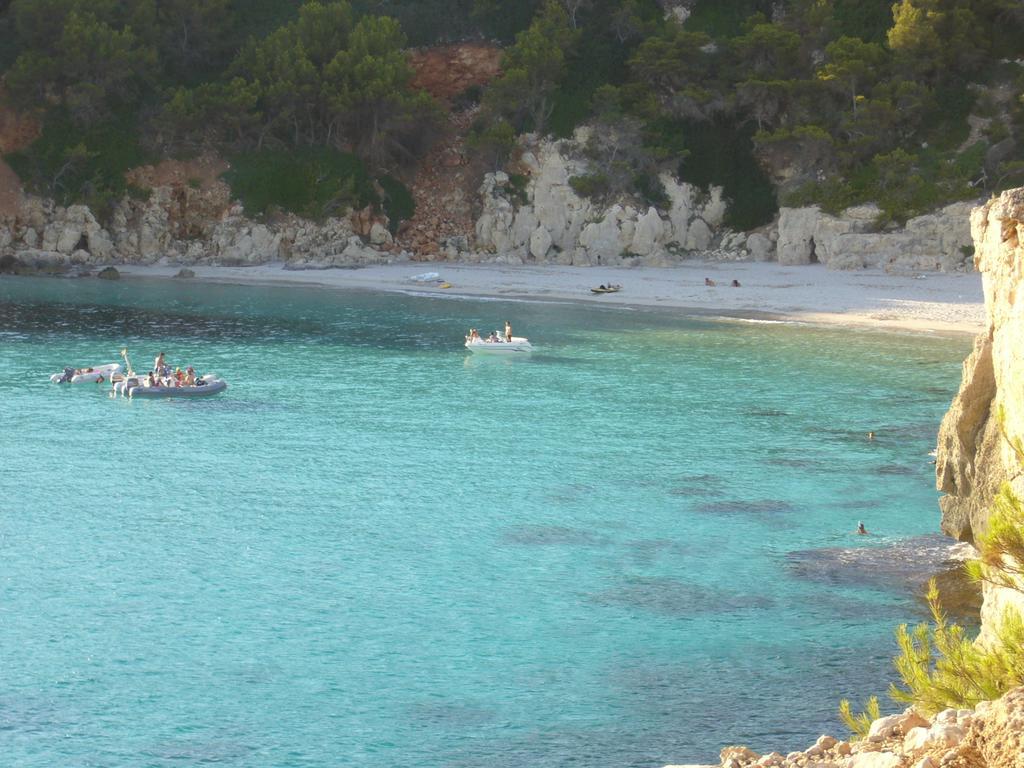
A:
[
  {"left": 936, "top": 187, "right": 1024, "bottom": 642},
  {"left": 937, "top": 188, "right": 1024, "bottom": 542},
  {"left": 472, "top": 132, "right": 764, "bottom": 267},
  {"left": 0, "top": 156, "right": 400, "bottom": 273},
  {"left": 471, "top": 133, "right": 978, "bottom": 271},
  {"left": 0, "top": 126, "right": 988, "bottom": 272},
  {"left": 776, "top": 202, "right": 978, "bottom": 272}
]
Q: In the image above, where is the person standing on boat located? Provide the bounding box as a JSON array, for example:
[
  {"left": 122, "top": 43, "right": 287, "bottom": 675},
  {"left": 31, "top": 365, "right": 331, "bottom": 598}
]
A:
[
  {"left": 154, "top": 351, "right": 166, "bottom": 375},
  {"left": 504, "top": 321, "right": 512, "bottom": 343}
]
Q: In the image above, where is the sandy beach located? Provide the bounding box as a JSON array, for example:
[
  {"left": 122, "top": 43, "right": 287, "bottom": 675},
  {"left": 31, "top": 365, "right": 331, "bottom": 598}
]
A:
[{"left": 115, "top": 260, "right": 986, "bottom": 335}]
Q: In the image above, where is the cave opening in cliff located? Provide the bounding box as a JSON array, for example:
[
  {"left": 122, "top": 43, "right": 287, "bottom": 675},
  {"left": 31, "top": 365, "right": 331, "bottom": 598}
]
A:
[{"left": 74, "top": 234, "right": 89, "bottom": 253}]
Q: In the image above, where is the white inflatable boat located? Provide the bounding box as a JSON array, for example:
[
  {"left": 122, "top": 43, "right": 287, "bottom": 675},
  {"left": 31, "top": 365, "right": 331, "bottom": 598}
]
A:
[
  {"left": 50, "top": 363, "right": 122, "bottom": 384},
  {"left": 120, "top": 374, "right": 228, "bottom": 398}
]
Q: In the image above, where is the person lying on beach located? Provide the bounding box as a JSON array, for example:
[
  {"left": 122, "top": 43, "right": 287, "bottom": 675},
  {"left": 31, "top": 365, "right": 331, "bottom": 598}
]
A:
[{"left": 705, "top": 278, "right": 716, "bottom": 287}]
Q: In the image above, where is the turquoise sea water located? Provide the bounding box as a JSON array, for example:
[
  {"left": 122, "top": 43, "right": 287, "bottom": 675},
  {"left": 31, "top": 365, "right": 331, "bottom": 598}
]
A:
[{"left": 0, "top": 276, "right": 971, "bottom": 767}]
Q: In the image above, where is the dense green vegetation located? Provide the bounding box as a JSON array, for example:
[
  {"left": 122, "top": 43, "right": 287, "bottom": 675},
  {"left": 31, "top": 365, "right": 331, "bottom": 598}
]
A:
[
  {"left": 5, "top": 109, "right": 150, "bottom": 217},
  {"left": 224, "top": 147, "right": 375, "bottom": 219},
  {"left": 2, "top": 0, "right": 1024, "bottom": 228}
]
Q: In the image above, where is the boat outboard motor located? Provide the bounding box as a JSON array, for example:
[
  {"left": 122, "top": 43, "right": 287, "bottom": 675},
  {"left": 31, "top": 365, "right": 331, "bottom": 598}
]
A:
[{"left": 60, "top": 366, "right": 75, "bottom": 383}]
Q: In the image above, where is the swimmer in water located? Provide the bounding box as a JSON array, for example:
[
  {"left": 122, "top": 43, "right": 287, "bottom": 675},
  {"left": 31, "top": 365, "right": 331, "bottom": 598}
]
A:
[{"left": 857, "top": 522, "right": 868, "bottom": 535}]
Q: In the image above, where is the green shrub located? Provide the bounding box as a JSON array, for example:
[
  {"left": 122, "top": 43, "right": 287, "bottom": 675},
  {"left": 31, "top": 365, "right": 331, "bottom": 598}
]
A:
[
  {"left": 673, "top": 117, "right": 777, "bottom": 230},
  {"left": 633, "top": 171, "right": 668, "bottom": 207},
  {"left": 224, "top": 147, "right": 412, "bottom": 228},
  {"left": 6, "top": 107, "right": 150, "bottom": 220},
  {"left": 986, "top": 120, "right": 1010, "bottom": 144},
  {"left": 965, "top": 482, "right": 1024, "bottom": 592},
  {"left": 126, "top": 183, "right": 151, "bottom": 201},
  {"left": 569, "top": 173, "right": 611, "bottom": 200},
  {"left": 0, "top": 13, "right": 19, "bottom": 72},
  {"left": 784, "top": 142, "right": 983, "bottom": 224},
  {"left": 550, "top": 35, "right": 630, "bottom": 139},
  {"left": 889, "top": 579, "right": 1024, "bottom": 715},
  {"left": 452, "top": 84, "right": 484, "bottom": 113},
  {"left": 925, "top": 84, "right": 976, "bottom": 151},
  {"left": 377, "top": 174, "right": 414, "bottom": 234},
  {"left": 225, "top": 147, "right": 376, "bottom": 220},
  {"left": 838, "top": 696, "right": 881, "bottom": 741},
  {"left": 832, "top": 0, "right": 893, "bottom": 43},
  {"left": 506, "top": 173, "right": 530, "bottom": 206},
  {"left": 466, "top": 119, "right": 517, "bottom": 171},
  {"left": 685, "top": 0, "right": 774, "bottom": 38}
]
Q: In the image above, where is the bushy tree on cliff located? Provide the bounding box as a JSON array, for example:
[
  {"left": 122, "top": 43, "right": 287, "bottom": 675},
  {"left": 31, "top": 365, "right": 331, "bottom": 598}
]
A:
[
  {"left": 816, "top": 36, "right": 887, "bottom": 119},
  {"left": 482, "top": 1, "right": 578, "bottom": 136},
  {"left": 626, "top": 26, "right": 718, "bottom": 121},
  {"left": 470, "top": 0, "right": 542, "bottom": 41},
  {"left": 159, "top": 1, "right": 439, "bottom": 167},
  {"left": 568, "top": 83, "right": 668, "bottom": 206},
  {"left": 887, "top": 0, "right": 987, "bottom": 81},
  {"left": 5, "top": 2, "right": 158, "bottom": 124},
  {"left": 128, "top": 0, "right": 234, "bottom": 78},
  {"left": 323, "top": 15, "right": 440, "bottom": 165}
]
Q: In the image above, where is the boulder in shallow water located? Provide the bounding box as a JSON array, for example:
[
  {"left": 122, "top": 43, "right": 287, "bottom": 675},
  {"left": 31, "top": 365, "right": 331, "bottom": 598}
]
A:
[
  {"left": 174, "top": 268, "right": 196, "bottom": 279},
  {"left": 97, "top": 266, "right": 120, "bottom": 280},
  {"left": 0, "top": 254, "right": 26, "bottom": 274}
]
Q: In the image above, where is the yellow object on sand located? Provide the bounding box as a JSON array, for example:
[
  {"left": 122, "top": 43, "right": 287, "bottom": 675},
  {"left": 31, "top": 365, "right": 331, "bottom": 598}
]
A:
[{"left": 440, "top": 282, "right": 452, "bottom": 289}]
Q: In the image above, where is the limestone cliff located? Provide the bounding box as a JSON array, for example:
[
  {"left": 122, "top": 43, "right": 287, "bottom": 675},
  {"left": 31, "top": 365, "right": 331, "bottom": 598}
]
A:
[
  {"left": 937, "top": 188, "right": 1024, "bottom": 542},
  {"left": 776, "top": 202, "right": 978, "bottom": 272},
  {"left": 936, "top": 187, "right": 1024, "bottom": 642}
]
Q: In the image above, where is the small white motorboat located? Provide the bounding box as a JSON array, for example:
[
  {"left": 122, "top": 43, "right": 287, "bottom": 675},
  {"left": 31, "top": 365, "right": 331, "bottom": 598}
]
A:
[
  {"left": 50, "top": 363, "right": 122, "bottom": 384},
  {"left": 465, "top": 336, "right": 533, "bottom": 354}
]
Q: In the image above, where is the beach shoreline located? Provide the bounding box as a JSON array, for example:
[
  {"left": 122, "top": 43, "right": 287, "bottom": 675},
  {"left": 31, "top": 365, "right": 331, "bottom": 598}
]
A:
[{"left": 112, "top": 260, "right": 987, "bottom": 335}]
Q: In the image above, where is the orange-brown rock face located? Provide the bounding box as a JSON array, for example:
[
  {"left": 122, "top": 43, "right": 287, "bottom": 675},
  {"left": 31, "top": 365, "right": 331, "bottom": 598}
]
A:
[
  {"left": 408, "top": 43, "right": 503, "bottom": 104},
  {"left": 0, "top": 88, "right": 41, "bottom": 220},
  {"left": 0, "top": 87, "right": 41, "bottom": 155}
]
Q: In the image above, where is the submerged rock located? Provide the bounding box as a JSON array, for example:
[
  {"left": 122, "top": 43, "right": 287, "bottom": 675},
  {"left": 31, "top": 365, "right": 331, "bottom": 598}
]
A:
[{"left": 97, "top": 266, "right": 120, "bottom": 280}]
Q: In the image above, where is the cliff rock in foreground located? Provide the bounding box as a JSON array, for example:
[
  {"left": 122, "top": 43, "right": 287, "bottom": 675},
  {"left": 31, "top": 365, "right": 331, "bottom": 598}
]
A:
[
  {"left": 936, "top": 187, "right": 1024, "bottom": 642},
  {"left": 937, "top": 188, "right": 1024, "bottom": 545},
  {"left": 665, "top": 686, "right": 1024, "bottom": 768}
]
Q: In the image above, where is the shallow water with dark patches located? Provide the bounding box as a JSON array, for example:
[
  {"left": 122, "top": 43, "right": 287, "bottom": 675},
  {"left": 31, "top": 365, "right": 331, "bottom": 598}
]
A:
[
  {"left": 0, "top": 276, "right": 971, "bottom": 767},
  {"left": 787, "top": 534, "right": 970, "bottom": 593},
  {"left": 591, "top": 577, "right": 775, "bottom": 615}
]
